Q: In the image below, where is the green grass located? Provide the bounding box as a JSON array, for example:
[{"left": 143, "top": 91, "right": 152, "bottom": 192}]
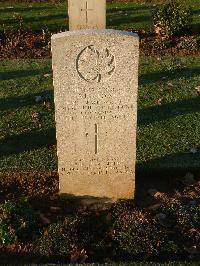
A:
[
  {"left": 0, "top": 0, "right": 199, "bottom": 33},
  {"left": 0, "top": 56, "right": 200, "bottom": 172},
  {"left": 0, "top": 59, "right": 56, "bottom": 171},
  {"left": 29, "top": 261, "right": 199, "bottom": 266}
]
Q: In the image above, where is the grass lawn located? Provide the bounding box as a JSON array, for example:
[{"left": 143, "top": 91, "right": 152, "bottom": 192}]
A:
[
  {"left": 0, "top": 0, "right": 199, "bottom": 33},
  {"left": 0, "top": 56, "right": 200, "bottom": 172},
  {"left": 0, "top": 1, "right": 200, "bottom": 264},
  {"left": 30, "top": 263, "right": 200, "bottom": 266}
]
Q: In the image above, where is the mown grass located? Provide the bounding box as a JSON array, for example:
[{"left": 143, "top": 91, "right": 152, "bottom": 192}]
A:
[
  {"left": 0, "top": 56, "right": 199, "bottom": 172},
  {"left": 25, "top": 262, "right": 200, "bottom": 266},
  {"left": 0, "top": 0, "right": 199, "bottom": 33},
  {"left": 31, "top": 264, "right": 200, "bottom": 266}
]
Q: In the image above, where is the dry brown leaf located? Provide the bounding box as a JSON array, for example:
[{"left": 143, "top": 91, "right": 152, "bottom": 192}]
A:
[
  {"left": 50, "top": 206, "right": 61, "bottom": 212},
  {"left": 40, "top": 213, "right": 51, "bottom": 225},
  {"left": 154, "top": 192, "right": 165, "bottom": 199},
  {"left": 156, "top": 98, "right": 162, "bottom": 105},
  {"left": 44, "top": 73, "right": 51, "bottom": 77},
  {"left": 195, "top": 85, "right": 200, "bottom": 92},
  {"left": 70, "top": 248, "right": 88, "bottom": 264},
  {"left": 154, "top": 23, "right": 162, "bottom": 35},
  {"left": 148, "top": 188, "right": 159, "bottom": 196}
]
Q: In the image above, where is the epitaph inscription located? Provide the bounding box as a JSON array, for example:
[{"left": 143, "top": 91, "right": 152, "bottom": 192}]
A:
[
  {"left": 76, "top": 45, "right": 116, "bottom": 83},
  {"left": 52, "top": 30, "right": 139, "bottom": 199}
]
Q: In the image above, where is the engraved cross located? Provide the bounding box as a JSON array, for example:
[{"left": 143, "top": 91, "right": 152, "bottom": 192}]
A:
[
  {"left": 95, "top": 123, "right": 98, "bottom": 154},
  {"left": 81, "top": 1, "right": 94, "bottom": 26}
]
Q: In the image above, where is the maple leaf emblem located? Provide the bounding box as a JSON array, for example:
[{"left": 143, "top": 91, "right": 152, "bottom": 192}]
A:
[{"left": 76, "top": 45, "right": 116, "bottom": 83}]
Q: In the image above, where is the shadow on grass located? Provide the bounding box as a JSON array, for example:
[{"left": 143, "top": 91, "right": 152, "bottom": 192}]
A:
[
  {"left": 0, "top": 128, "right": 56, "bottom": 157},
  {"left": 0, "top": 68, "right": 51, "bottom": 80},
  {"left": 0, "top": 6, "right": 54, "bottom": 14},
  {"left": 2, "top": 13, "right": 67, "bottom": 26},
  {"left": 140, "top": 66, "right": 200, "bottom": 85},
  {"left": 138, "top": 96, "right": 200, "bottom": 125},
  {"left": 108, "top": 15, "right": 151, "bottom": 26},
  {"left": 0, "top": 90, "right": 53, "bottom": 112},
  {"left": 191, "top": 22, "right": 200, "bottom": 34},
  {"left": 135, "top": 151, "right": 200, "bottom": 206},
  {"left": 193, "top": 9, "right": 200, "bottom": 15},
  {"left": 107, "top": 6, "right": 153, "bottom": 14},
  {"left": 31, "top": 22, "right": 68, "bottom": 32},
  {"left": 0, "top": 251, "right": 50, "bottom": 264},
  {"left": 135, "top": 158, "right": 200, "bottom": 207},
  {"left": 0, "top": 249, "right": 67, "bottom": 264},
  {"left": 137, "top": 150, "right": 200, "bottom": 172}
]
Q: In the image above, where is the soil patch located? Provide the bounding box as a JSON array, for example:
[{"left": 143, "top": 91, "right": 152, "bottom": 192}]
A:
[
  {"left": 0, "top": 170, "right": 199, "bottom": 209},
  {"left": 0, "top": 29, "right": 199, "bottom": 59},
  {"left": 0, "top": 170, "right": 199, "bottom": 263}
]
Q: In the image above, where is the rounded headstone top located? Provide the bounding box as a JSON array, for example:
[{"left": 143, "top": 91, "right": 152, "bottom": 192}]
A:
[{"left": 51, "top": 29, "right": 139, "bottom": 40}]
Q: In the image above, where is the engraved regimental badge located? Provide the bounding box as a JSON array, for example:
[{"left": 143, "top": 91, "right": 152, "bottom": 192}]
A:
[{"left": 76, "top": 45, "right": 116, "bottom": 83}]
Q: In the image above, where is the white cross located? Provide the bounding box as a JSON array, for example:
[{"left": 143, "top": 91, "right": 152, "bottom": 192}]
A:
[{"left": 68, "top": 0, "right": 106, "bottom": 30}]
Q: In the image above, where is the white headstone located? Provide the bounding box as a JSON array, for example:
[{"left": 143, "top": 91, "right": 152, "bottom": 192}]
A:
[
  {"left": 52, "top": 29, "right": 139, "bottom": 199},
  {"left": 68, "top": 0, "right": 106, "bottom": 30}
]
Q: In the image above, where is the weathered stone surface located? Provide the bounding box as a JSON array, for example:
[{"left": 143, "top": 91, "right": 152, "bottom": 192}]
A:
[
  {"left": 68, "top": 0, "right": 106, "bottom": 30},
  {"left": 52, "top": 29, "right": 139, "bottom": 199}
]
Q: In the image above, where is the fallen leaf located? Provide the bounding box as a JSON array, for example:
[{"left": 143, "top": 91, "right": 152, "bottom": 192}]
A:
[
  {"left": 70, "top": 249, "right": 88, "bottom": 264},
  {"left": 189, "top": 228, "right": 198, "bottom": 233},
  {"left": 44, "top": 73, "right": 51, "bottom": 77},
  {"left": 154, "top": 192, "right": 165, "bottom": 199},
  {"left": 50, "top": 206, "right": 61, "bottom": 212},
  {"left": 195, "top": 85, "right": 200, "bottom": 92},
  {"left": 21, "top": 128, "right": 31, "bottom": 133},
  {"left": 147, "top": 203, "right": 162, "bottom": 211},
  {"left": 40, "top": 213, "right": 50, "bottom": 225},
  {"left": 184, "top": 245, "right": 198, "bottom": 255},
  {"left": 168, "top": 82, "right": 174, "bottom": 87},
  {"left": 148, "top": 188, "right": 158, "bottom": 196},
  {"left": 154, "top": 23, "right": 162, "bottom": 35},
  {"left": 156, "top": 98, "right": 162, "bottom": 105},
  {"left": 190, "top": 147, "right": 198, "bottom": 154},
  {"left": 50, "top": 195, "right": 59, "bottom": 201},
  {"left": 31, "top": 112, "right": 40, "bottom": 122},
  {"left": 43, "top": 101, "right": 51, "bottom": 109}
]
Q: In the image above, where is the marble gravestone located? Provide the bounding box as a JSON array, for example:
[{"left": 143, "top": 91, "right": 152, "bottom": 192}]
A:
[
  {"left": 52, "top": 29, "right": 139, "bottom": 199},
  {"left": 68, "top": 0, "right": 106, "bottom": 30}
]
